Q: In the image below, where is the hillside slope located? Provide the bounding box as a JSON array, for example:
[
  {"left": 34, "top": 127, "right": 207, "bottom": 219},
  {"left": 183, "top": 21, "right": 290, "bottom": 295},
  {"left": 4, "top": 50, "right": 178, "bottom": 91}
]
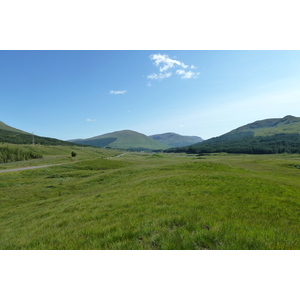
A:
[
  {"left": 166, "top": 116, "right": 300, "bottom": 154},
  {"left": 227, "top": 115, "right": 300, "bottom": 137},
  {"left": 0, "top": 121, "right": 29, "bottom": 134},
  {"left": 0, "top": 121, "right": 76, "bottom": 146},
  {"left": 71, "top": 130, "right": 170, "bottom": 151},
  {"left": 150, "top": 132, "right": 203, "bottom": 147}
]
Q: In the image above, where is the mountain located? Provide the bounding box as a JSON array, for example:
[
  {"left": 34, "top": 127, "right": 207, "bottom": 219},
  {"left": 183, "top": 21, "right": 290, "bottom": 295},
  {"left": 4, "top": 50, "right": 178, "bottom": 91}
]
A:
[
  {"left": 224, "top": 115, "right": 300, "bottom": 137},
  {"left": 150, "top": 132, "right": 203, "bottom": 147},
  {"left": 70, "top": 130, "right": 170, "bottom": 151},
  {"left": 166, "top": 116, "right": 300, "bottom": 155},
  {"left": 0, "top": 121, "right": 76, "bottom": 146}
]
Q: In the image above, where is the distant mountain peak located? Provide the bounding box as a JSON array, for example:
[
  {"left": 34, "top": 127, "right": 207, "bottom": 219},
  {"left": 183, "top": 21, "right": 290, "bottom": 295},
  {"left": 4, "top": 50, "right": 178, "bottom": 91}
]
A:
[{"left": 282, "top": 115, "right": 297, "bottom": 121}]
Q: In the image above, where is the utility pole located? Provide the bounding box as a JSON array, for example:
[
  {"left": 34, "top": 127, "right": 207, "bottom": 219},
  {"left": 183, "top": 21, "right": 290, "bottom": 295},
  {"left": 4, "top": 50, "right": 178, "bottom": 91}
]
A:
[{"left": 32, "top": 132, "right": 35, "bottom": 146}]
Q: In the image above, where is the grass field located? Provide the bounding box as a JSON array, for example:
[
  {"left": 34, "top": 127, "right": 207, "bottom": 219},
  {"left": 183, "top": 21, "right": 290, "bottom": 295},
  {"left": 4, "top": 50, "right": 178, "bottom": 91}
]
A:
[{"left": 1, "top": 145, "right": 300, "bottom": 249}]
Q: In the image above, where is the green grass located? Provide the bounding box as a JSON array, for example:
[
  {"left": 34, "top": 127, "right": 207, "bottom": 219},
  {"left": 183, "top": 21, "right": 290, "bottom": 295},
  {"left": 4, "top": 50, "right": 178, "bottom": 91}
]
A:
[
  {"left": 0, "top": 144, "right": 122, "bottom": 170},
  {"left": 1, "top": 147, "right": 300, "bottom": 249}
]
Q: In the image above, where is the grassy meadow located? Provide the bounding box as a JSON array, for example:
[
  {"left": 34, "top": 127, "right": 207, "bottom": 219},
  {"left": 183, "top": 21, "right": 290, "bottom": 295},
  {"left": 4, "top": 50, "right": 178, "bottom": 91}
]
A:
[{"left": 1, "top": 145, "right": 300, "bottom": 249}]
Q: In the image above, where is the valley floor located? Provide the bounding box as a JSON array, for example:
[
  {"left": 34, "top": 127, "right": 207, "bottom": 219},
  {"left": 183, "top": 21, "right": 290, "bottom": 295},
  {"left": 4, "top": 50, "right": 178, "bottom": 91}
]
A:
[{"left": 1, "top": 147, "right": 300, "bottom": 249}]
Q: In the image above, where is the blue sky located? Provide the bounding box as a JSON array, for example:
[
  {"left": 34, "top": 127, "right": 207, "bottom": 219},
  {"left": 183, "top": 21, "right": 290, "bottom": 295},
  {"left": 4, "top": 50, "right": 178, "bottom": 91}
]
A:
[{"left": 1, "top": 50, "right": 300, "bottom": 140}]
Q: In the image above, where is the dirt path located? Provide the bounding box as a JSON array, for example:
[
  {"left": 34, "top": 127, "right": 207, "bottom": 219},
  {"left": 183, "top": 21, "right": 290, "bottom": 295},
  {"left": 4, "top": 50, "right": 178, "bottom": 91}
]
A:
[
  {"left": 0, "top": 164, "right": 62, "bottom": 173},
  {"left": 0, "top": 153, "right": 128, "bottom": 173},
  {"left": 106, "top": 152, "right": 128, "bottom": 159}
]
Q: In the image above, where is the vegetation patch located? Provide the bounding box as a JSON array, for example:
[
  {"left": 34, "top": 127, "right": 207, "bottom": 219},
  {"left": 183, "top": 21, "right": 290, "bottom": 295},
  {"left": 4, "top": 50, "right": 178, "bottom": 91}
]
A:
[
  {"left": 0, "top": 146, "right": 43, "bottom": 163},
  {"left": 168, "top": 133, "right": 300, "bottom": 155},
  {"left": 61, "top": 158, "right": 130, "bottom": 171}
]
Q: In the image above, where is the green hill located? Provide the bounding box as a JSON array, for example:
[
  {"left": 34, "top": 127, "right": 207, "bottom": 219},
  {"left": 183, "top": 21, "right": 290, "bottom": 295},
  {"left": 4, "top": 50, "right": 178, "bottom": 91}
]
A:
[
  {"left": 0, "top": 121, "right": 76, "bottom": 146},
  {"left": 150, "top": 132, "right": 203, "bottom": 147},
  {"left": 166, "top": 116, "right": 300, "bottom": 154},
  {"left": 71, "top": 130, "right": 170, "bottom": 151},
  {"left": 227, "top": 115, "right": 300, "bottom": 137}
]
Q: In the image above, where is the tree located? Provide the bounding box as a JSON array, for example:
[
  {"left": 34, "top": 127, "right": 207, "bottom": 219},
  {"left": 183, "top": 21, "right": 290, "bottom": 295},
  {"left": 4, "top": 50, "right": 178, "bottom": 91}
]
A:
[{"left": 71, "top": 151, "right": 77, "bottom": 158}]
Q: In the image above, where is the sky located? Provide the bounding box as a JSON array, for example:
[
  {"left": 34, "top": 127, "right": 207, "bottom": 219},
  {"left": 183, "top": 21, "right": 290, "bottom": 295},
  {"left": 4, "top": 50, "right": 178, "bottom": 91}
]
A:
[{"left": 1, "top": 50, "right": 300, "bottom": 141}]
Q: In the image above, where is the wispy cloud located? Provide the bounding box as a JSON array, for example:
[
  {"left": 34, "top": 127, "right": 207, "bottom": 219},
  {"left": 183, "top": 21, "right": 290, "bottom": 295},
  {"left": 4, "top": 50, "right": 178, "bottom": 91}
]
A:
[
  {"left": 109, "top": 90, "right": 127, "bottom": 95},
  {"left": 148, "top": 54, "right": 199, "bottom": 81},
  {"left": 86, "top": 119, "right": 97, "bottom": 122},
  {"left": 147, "top": 72, "right": 172, "bottom": 81},
  {"left": 176, "top": 69, "right": 200, "bottom": 79}
]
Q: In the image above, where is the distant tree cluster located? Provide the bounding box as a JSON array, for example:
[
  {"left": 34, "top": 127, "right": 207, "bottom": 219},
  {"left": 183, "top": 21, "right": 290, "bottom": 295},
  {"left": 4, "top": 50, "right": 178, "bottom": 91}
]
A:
[
  {"left": 165, "top": 133, "right": 300, "bottom": 155},
  {"left": 0, "top": 146, "right": 43, "bottom": 163}
]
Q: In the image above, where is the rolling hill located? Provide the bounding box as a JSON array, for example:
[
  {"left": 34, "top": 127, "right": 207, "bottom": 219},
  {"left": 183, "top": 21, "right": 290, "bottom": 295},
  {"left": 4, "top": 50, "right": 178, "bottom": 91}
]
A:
[
  {"left": 70, "top": 130, "right": 170, "bottom": 151},
  {"left": 166, "top": 115, "right": 300, "bottom": 154},
  {"left": 150, "top": 132, "right": 203, "bottom": 147}
]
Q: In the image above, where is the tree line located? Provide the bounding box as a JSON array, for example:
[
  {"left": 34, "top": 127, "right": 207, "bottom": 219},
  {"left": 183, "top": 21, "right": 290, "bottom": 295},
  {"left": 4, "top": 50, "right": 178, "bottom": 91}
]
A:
[
  {"left": 0, "top": 146, "right": 43, "bottom": 163},
  {"left": 165, "top": 133, "right": 300, "bottom": 155}
]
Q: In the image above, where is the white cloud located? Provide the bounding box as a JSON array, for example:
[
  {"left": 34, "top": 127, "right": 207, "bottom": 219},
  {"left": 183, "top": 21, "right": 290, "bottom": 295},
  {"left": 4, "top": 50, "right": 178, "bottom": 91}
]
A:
[
  {"left": 176, "top": 69, "right": 200, "bottom": 79},
  {"left": 175, "top": 70, "right": 185, "bottom": 75},
  {"left": 150, "top": 54, "right": 188, "bottom": 72},
  {"left": 109, "top": 90, "right": 127, "bottom": 95},
  {"left": 86, "top": 119, "right": 97, "bottom": 122},
  {"left": 148, "top": 53, "right": 199, "bottom": 81},
  {"left": 147, "top": 72, "right": 172, "bottom": 80}
]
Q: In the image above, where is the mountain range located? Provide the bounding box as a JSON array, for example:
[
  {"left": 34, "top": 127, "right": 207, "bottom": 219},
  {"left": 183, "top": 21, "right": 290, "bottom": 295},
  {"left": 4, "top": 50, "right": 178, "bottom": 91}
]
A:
[
  {"left": 70, "top": 131, "right": 204, "bottom": 150},
  {"left": 0, "top": 121, "right": 203, "bottom": 151},
  {"left": 2, "top": 115, "right": 300, "bottom": 154},
  {"left": 69, "top": 130, "right": 170, "bottom": 151}
]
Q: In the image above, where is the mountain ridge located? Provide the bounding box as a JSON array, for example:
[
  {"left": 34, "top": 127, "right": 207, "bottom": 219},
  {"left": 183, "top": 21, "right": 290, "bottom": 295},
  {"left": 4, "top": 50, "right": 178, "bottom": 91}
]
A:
[{"left": 4, "top": 116, "right": 300, "bottom": 154}]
